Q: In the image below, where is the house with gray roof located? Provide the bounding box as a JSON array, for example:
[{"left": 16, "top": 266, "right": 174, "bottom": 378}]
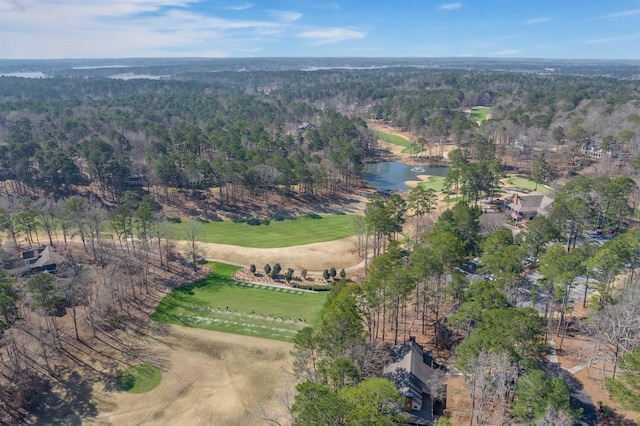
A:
[
  {"left": 508, "top": 192, "right": 554, "bottom": 221},
  {"left": 383, "top": 337, "right": 446, "bottom": 425}
]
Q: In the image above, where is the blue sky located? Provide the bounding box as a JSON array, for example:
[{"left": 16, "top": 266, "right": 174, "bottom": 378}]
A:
[{"left": 1, "top": 0, "right": 639, "bottom": 59}]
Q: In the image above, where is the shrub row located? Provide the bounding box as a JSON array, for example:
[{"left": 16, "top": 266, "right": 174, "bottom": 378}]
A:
[{"left": 291, "top": 282, "right": 333, "bottom": 291}]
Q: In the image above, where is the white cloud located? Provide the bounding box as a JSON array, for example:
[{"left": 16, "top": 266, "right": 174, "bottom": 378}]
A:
[
  {"left": 598, "top": 9, "right": 640, "bottom": 19},
  {"left": 268, "top": 10, "right": 302, "bottom": 22},
  {"left": 298, "top": 28, "right": 366, "bottom": 44},
  {"left": 526, "top": 17, "right": 550, "bottom": 24},
  {"left": 585, "top": 34, "right": 640, "bottom": 44},
  {"left": 223, "top": 3, "right": 254, "bottom": 10},
  {"left": 439, "top": 3, "right": 462, "bottom": 11},
  {"left": 493, "top": 49, "right": 521, "bottom": 55},
  {"left": 0, "top": 0, "right": 289, "bottom": 58}
]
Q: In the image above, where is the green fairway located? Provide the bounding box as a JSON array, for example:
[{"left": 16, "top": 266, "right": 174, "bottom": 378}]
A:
[
  {"left": 416, "top": 175, "right": 446, "bottom": 192},
  {"left": 151, "top": 262, "right": 328, "bottom": 342},
  {"left": 117, "top": 364, "right": 162, "bottom": 394},
  {"left": 173, "top": 214, "right": 356, "bottom": 248},
  {"left": 376, "top": 130, "right": 409, "bottom": 147},
  {"left": 443, "top": 195, "right": 465, "bottom": 203},
  {"left": 506, "top": 177, "right": 554, "bottom": 196},
  {"left": 470, "top": 107, "right": 490, "bottom": 123},
  {"left": 375, "top": 131, "right": 422, "bottom": 155}
]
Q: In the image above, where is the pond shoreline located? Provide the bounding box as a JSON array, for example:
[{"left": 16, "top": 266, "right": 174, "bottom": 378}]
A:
[{"left": 363, "top": 161, "right": 449, "bottom": 193}]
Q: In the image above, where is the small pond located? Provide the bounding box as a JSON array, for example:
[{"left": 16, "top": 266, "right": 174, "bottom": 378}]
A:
[{"left": 363, "top": 161, "right": 448, "bottom": 192}]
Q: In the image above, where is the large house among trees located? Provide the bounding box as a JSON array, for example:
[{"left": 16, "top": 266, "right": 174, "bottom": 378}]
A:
[
  {"left": 2, "top": 245, "right": 64, "bottom": 276},
  {"left": 383, "top": 337, "right": 446, "bottom": 425},
  {"left": 581, "top": 139, "right": 615, "bottom": 159},
  {"left": 507, "top": 192, "right": 554, "bottom": 222}
]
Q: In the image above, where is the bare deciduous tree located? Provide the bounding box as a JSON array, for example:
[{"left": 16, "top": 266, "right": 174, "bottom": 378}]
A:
[
  {"left": 182, "top": 221, "right": 202, "bottom": 272},
  {"left": 594, "top": 284, "right": 640, "bottom": 379},
  {"left": 461, "top": 350, "right": 518, "bottom": 426},
  {"left": 60, "top": 262, "right": 93, "bottom": 341}
]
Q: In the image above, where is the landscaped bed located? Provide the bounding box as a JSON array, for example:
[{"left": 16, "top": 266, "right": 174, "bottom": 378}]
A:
[{"left": 151, "top": 262, "right": 328, "bottom": 342}]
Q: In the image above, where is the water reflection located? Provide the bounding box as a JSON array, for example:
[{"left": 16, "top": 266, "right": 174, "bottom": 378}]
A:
[{"left": 363, "top": 162, "right": 448, "bottom": 192}]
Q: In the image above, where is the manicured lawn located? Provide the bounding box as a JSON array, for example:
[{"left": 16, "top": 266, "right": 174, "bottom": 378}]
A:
[
  {"left": 416, "top": 175, "right": 446, "bottom": 192},
  {"left": 376, "top": 130, "right": 410, "bottom": 147},
  {"left": 401, "top": 144, "right": 423, "bottom": 155},
  {"left": 151, "top": 262, "right": 328, "bottom": 342},
  {"left": 506, "top": 177, "right": 554, "bottom": 196},
  {"left": 116, "top": 364, "right": 162, "bottom": 394},
  {"left": 443, "top": 195, "right": 465, "bottom": 203},
  {"left": 173, "top": 214, "right": 356, "bottom": 248},
  {"left": 375, "top": 131, "right": 422, "bottom": 155},
  {"left": 470, "top": 107, "right": 490, "bottom": 123}
]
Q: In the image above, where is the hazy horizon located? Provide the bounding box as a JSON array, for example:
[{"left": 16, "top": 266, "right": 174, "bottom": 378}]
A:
[{"left": 1, "top": 56, "right": 638, "bottom": 62}]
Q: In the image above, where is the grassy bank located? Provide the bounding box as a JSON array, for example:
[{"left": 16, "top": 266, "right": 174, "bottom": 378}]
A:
[
  {"left": 172, "top": 214, "right": 356, "bottom": 248},
  {"left": 416, "top": 175, "right": 446, "bottom": 192},
  {"left": 506, "top": 177, "right": 554, "bottom": 196},
  {"left": 116, "top": 364, "right": 162, "bottom": 394},
  {"left": 470, "top": 106, "right": 490, "bottom": 123},
  {"left": 151, "top": 262, "right": 328, "bottom": 342},
  {"left": 375, "top": 130, "right": 421, "bottom": 154}
]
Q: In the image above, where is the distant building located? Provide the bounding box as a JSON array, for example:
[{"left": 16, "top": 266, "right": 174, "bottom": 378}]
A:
[
  {"left": 3, "top": 245, "right": 64, "bottom": 276},
  {"left": 508, "top": 192, "right": 554, "bottom": 221},
  {"left": 383, "top": 337, "right": 446, "bottom": 425},
  {"left": 581, "top": 140, "right": 612, "bottom": 159},
  {"left": 30, "top": 246, "right": 65, "bottom": 273},
  {"left": 297, "top": 122, "right": 314, "bottom": 133},
  {"left": 126, "top": 175, "right": 144, "bottom": 187}
]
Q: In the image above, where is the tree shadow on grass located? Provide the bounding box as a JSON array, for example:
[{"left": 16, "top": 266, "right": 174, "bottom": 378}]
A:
[
  {"left": 172, "top": 273, "right": 228, "bottom": 295},
  {"left": 33, "top": 371, "right": 103, "bottom": 426},
  {"left": 597, "top": 404, "right": 637, "bottom": 426}
]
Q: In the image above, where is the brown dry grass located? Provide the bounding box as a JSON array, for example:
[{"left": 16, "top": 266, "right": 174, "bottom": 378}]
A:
[
  {"left": 176, "top": 236, "right": 362, "bottom": 272},
  {"left": 87, "top": 327, "right": 294, "bottom": 426},
  {"left": 0, "top": 241, "right": 295, "bottom": 426}
]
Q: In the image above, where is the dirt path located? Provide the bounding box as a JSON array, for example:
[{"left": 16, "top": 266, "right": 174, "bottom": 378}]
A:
[{"left": 88, "top": 326, "right": 294, "bottom": 426}]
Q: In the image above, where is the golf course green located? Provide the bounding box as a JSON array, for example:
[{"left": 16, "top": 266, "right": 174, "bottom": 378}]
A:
[{"left": 151, "top": 262, "right": 328, "bottom": 342}]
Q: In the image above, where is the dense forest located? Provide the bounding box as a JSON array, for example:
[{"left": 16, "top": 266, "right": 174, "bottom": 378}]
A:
[
  {"left": 1, "top": 59, "right": 640, "bottom": 424},
  {"left": 0, "top": 61, "right": 639, "bottom": 210}
]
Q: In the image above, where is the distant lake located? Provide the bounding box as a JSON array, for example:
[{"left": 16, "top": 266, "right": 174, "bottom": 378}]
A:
[
  {"left": 0, "top": 71, "right": 47, "bottom": 78},
  {"left": 363, "top": 162, "right": 448, "bottom": 192},
  {"left": 109, "top": 74, "right": 167, "bottom": 80},
  {"left": 73, "top": 65, "right": 132, "bottom": 70}
]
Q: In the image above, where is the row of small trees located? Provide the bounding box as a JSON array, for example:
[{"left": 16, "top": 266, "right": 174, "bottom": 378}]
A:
[{"left": 249, "top": 263, "right": 346, "bottom": 283}]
